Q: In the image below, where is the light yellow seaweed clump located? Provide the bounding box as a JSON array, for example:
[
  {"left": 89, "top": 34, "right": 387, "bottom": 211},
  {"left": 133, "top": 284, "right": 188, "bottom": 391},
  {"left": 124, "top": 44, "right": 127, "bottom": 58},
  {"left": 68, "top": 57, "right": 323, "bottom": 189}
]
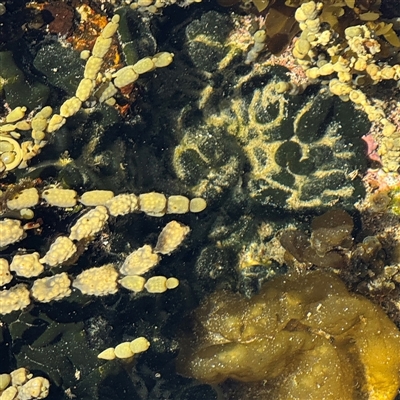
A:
[
  {"left": 1, "top": 368, "right": 50, "bottom": 400},
  {"left": 120, "top": 245, "right": 160, "bottom": 276},
  {"left": 10, "top": 367, "right": 31, "bottom": 386},
  {"left": 118, "top": 275, "right": 146, "bottom": 293},
  {"left": 97, "top": 347, "right": 116, "bottom": 360},
  {"left": 113, "top": 66, "right": 139, "bottom": 89},
  {"left": 0, "top": 373, "right": 11, "bottom": 391},
  {"left": 84, "top": 56, "right": 103, "bottom": 80},
  {"left": 6, "top": 187, "right": 39, "bottom": 210},
  {"left": 30, "top": 272, "right": 72, "bottom": 303},
  {"left": 144, "top": 276, "right": 179, "bottom": 293},
  {"left": 98, "top": 336, "right": 150, "bottom": 360},
  {"left": 72, "top": 264, "right": 118, "bottom": 296},
  {"left": 105, "top": 193, "right": 138, "bottom": 216},
  {"left": 177, "top": 270, "right": 400, "bottom": 400},
  {"left": 130, "top": 337, "right": 150, "bottom": 353},
  {"left": 75, "top": 78, "right": 94, "bottom": 102},
  {"left": 154, "top": 220, "right": 190, "bottom": 255},
  {"left": 5, "top": 107, "right": 27, "bottom": 123},
  {"left": 41, "top": 188, "right": 78, "bottom": 208},
  {"left": 0, "top": 136, "right": 23, "bottom": 172},
  {"left": 17, "top": 376, "right": 50, "bottom": 399},
  {"left": 139, "top": 192, "right": 167, "bottom": 217},
  {"left": 0, "top": 218, "right": 25, "bottom": 248},
  {"left": 153, "top": 52, "right": 174, "bottom": 68},
  {"left": 0, "top": 284, "right": 31, "bottom": 315},
  {"left": 0, "top": 14, "right": 124, "bottom": 173},
  {"left": 0, "top": 258, "right": 12, "bottom": 285},
  {"left": 46, "top": 114, "right": 65, "bottom": 133},
  {"left": 69, "top": 205, "right": 108, "bottom": 241},
  {"left": 59, "top": 97, "right": 82, "bottom": 118},
  {"left": 39, "top": 236, "right": 77, "bottom": 267},
  {"left": 114, "top": 342, "right": 135, "bottom": 359},
  {"left": 91, "top": 37, "right": 112, "bottom": 59},
  {"left": 1, "top": 385, "right": 18, "bottom": 399},
  {"left": 167, "top": 195, "right": 190, "bottom": 214},
  {"left": 79, "top": 190, "right": 114, "bottom": 206},
  {"left": 10, "top": 252, "right": 44, "bottom": 278},
  {"left": 189, "top": 198, "right": 207, "bottom": 213}
]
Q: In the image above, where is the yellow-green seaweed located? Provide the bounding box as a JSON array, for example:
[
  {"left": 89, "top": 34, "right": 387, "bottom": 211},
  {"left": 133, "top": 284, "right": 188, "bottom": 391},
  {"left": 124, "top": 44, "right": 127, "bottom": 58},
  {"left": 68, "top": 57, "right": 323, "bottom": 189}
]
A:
[{"left": 177, "top": 270, "right": 400, "bottom": 399}]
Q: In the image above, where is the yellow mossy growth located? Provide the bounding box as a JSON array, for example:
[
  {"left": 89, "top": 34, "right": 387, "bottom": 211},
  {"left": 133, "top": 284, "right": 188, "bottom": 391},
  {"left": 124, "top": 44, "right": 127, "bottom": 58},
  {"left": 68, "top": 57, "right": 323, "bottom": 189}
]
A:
[{"left": 177, "top": 270, "right": 400, "bottom": 400}]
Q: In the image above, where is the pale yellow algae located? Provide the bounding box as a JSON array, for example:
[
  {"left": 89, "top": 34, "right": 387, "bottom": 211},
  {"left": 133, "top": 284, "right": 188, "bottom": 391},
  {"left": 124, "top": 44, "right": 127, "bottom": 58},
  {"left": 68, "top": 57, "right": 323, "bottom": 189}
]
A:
[
  {"left": 154, "top": 220, "right": 190, "bottom": 255},
  {"left": 120, "top": 245, "right": 160, "bottom": 276},
  {"left": 30, "top": 273, "right": 72, "bottom": 303},
  {"left": 10, "top": 253, "right": 44, "bottom": 278},
  {"left": 0, "top": 219, "right": 25, "bottom": 248},
  {"left": 39, "top": 236, "right": 77, "bottom": 267},
  {"left": 68, "top": 205, "right": 109, "bottom": 241},
  {"left": 41, "top": 188, "right": 78, "bottom": 208},
  {"left": 72, "top": 264, "right": 119, "bottom": 296}
]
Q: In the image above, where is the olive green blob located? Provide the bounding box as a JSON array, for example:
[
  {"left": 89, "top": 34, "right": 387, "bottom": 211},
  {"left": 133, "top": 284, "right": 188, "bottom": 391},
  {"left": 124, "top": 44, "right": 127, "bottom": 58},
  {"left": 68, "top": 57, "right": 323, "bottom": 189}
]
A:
[
  {"left": 177, "top": 270, "right": 400, "bottom": 400},
  {"left": 0, "top": 51, "right": 49, "bottom": 109}
]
